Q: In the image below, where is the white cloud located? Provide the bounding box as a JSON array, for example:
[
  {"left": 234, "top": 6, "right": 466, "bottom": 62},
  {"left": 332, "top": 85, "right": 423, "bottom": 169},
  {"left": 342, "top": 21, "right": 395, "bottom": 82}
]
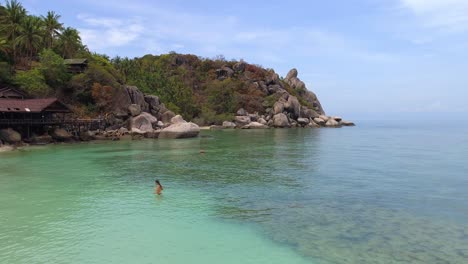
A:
[
  {"left": 400, "top": 0, "right": 468, "bottom": 32},
  {"left": 77, "top": 14, "right": 144, "bottom": 51}
]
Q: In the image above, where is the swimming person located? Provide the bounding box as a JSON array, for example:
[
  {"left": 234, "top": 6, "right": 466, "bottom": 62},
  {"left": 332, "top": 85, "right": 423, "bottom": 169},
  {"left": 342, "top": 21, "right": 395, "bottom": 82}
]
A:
[{"left": 155, "top": 180, "right": 163, "bottom": 195}]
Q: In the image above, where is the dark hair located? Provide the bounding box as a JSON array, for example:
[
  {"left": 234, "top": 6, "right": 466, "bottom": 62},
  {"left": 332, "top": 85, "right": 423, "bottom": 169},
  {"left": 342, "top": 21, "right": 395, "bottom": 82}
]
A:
[{"left": 155, "top": 180, "right": 161, "bottom": 185}]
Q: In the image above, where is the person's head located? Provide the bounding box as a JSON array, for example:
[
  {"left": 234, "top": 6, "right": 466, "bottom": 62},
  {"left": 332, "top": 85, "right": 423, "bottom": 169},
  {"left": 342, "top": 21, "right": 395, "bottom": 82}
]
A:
[{"left": 155, "top": 180, "right": 161, "bottom": 186}]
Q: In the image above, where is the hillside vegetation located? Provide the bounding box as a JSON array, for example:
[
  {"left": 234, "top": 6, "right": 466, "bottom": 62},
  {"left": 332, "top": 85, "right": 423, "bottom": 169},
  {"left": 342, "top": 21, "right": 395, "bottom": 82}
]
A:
[{"left": 0, "top": 0, "right": 326, "bottom": 125}]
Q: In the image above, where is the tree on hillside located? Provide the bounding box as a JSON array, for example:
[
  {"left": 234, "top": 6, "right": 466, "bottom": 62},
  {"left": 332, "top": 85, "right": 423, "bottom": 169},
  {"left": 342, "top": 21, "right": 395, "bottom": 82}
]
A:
[
  {"left": 0, "top": 0, "right": 26, "bottom": 63},
  {"left": 41, "top": 11, "right": 63, "bottom": 49},
  {"left": 15, "top": 15, "right": 43, "bottom": 67},
  {"left": 56, "top": 27, "right": 82, "bottom": 58}
]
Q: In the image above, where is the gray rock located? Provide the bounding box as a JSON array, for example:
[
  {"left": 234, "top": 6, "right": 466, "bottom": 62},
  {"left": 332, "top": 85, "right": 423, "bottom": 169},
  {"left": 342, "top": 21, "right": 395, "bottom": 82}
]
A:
[
  {"left": 284, "top": 96, "right": 301, "bottom": 119},
  {"left": 159, "top": 122, "right": 200, "bottom": 139},
  {"left": 31, "top": 134, "right": 53, "bottom": 144},
  {"left": 157, "top": 121, "right": 165, "bottom": 128},
  {"left": 258, "top": 118, "right": 267, "bottom": 125},
  {"left": 314, "top": 117, "right": 326, "bottom": 126},
  {"left": 126, "top": 85, "right": 149, "bottom": 112},
  {"left": 273, "top": 101, "right": 285, "bottom": 114},
  {"left": 235, "top": 116, "right": 251, "bottom": 127},
  {"left": 233, "top": 61, "right": 246, "bottom": 72},
  {"left": 128, "top": 104, "right": 141, "bottom": 117},
  {"left": 131, "top": 113, "right": 157, "bottom": 133},
  {"left": 297, "top": 118, "right": 310, "bottom": 126},
  {"left": 308, "top": 120, "right": 321, "bottom": 128},
  {"left": 144, "top": 95, "right": 161, "bottom": 112},
  {"left": 285, "top": 68, "right": 298, "bottom": 80},
  {"left": 236, "top": 108, "right": 248, "bottom": 116},
  {"left": 341, "top": 120, "right": 356, "bottom": 126},
  {"left": 319, "top": 115, "right": 330, "bottom": 122},
  {"left": 222, "top": 121, "right": 237, "bottom": 128},
  {"left": 79, "top": 131, "right": 95, "bottom": 141},
  {"left": 51, "top": 128, "right": 72, "bottom": 141},
  {"left": 242, "top": 122, "right": 269, "bottom": 129},
  {"left": 171, "top": 115, "right": 186, "bottom": 124},
  {"left": 0, "top": 128, "right": 21, "bottom": 143},
  {"left": 161, "top": 111, "right": 176, "bottom": 124},
  {"left": 332, "top": 116, "right": 343, "bottom": 122},
  {"left": 248, "top": 113, "right": 259, "bottom": 122},
  {"left": 325, "top": 118, "right": 342, "bottom": 127},
  {"left": 273, "top": 113, "right": 290, "bottom": 128},
  {"left": 301, "top": 107, "right": 319, "bottom": 119}
]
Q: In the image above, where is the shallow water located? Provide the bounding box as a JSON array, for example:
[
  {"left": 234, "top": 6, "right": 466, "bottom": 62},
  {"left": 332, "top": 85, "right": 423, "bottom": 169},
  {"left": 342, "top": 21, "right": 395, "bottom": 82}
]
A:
[{"left": 1, "top": 123, "right": 468, "bottom": 263}]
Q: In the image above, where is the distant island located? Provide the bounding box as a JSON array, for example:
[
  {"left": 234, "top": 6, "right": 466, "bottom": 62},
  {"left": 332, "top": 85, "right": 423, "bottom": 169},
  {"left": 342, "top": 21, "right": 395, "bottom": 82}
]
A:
[{"left": 0, "top": 0, "right": 354, "bottom": 150}]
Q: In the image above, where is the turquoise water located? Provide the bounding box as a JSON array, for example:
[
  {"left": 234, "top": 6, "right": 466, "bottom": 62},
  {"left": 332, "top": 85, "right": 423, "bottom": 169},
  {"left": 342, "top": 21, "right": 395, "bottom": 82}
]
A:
[{"left": 1, "top": 123, "right": 468, "bottom": 263}]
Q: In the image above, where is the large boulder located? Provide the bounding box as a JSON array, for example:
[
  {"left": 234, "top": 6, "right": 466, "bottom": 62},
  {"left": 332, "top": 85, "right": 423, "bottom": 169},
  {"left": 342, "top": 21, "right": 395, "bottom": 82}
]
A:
[
  {"left": 297, "top": 118, "right": 310, "bottom": 126},
  {"left": 128, "top": 104, "right": 141, "bottom": 117},
  {"left": 126, "top": 86, "right": 149, "bottom": 112},
  {"left": 159, "top": 122, "right": 200, "bottom": 139},
  {"left": 272, "top": 113, "right": 290, "bottom": 128},
  {"left": 314, "top": 117, "right": 326, "bottom": 126},
  {"left": 284, "top": 96, "right": 301, "bottom": 119},
  {"left": 258, "top": 118, "right": 267, "bottom": 125},
  {"left": 171, "top": 115, "right": 186, "bottom": 124},
  {"left": 51, "top": 128, "right": 72, "bottom": 141},
  {"left": 0, "top": 128, "right": 21, "bottom": 144},
  {"left": 110, "top": 86, "right": 152, "bottom": 118},
  {"left": 235, "top": 116, "right": 251, "bottom": 127},
  {"left": 145, "top": 95, "right": 161, "bottom": 112},
  {"left": 79, "top": 131, "right": 95, "bottom": 141},
  {"left": 161, "top": 110, "right": 176, "bottom": 124},
  {"left": 301, "top": 107, "right": 319, "bottom": 119},
  {"left": 273, "top": 101, "right": 285, "bottom": 114},
  {"left": 325, "top": 118, "right": 341, "bottom": 128},
  {"left": 242, "top": 122, "right": 269, "bottom": 129},
  {"left": 285, "top": 68, "right": 298, "bottom": 80},
  {"left": 131, "top": 113, "right": 157, "bottom": 133},
  {"left": 236, "top": 108, "right": 248, "bottom": 116},
  {"left": 222, "top": 121, "right": 237, "bottom": 129}
]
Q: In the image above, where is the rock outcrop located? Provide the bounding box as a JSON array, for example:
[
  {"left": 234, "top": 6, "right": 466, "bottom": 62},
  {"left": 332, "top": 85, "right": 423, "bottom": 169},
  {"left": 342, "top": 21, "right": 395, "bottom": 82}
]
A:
[
  {"left": 0, "top": 128, "right": 21, "bottom": 144},
  {"left": 51, "top": 128, "right": 72, "bottom": 141},
  {"left": 159, "top": 121, "right": 200, "bottom": 139}
]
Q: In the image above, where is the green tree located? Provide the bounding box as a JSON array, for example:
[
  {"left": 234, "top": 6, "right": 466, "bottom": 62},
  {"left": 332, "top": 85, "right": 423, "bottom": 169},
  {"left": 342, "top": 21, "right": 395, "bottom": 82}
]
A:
[
  {"left": 15, "top": 15, "right": 43, "bottom": 66},
  {"left": 39, "top": 49, "right": 70, "bottom": 88},
  {"left": 0, "top": 0, "right": 27, "bottom": 63},
  {"left": 41, "top": 11, "right": 63, "bottom": 49},
  {"left": 56, "top": 27, "right": 82, "bottom": 58},
  {"left": 14, "top": 68, "right": 50, "bottom": 96}
]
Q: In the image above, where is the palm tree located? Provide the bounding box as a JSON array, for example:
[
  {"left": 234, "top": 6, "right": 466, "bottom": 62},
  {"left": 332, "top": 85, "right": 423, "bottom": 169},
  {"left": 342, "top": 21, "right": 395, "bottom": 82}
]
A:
[
  {"left": 41, "top": 11, "right": 63, "bottom": 49},
  {"left": 0, "top": 37, "right": 10, "bottom": 56},
  {"left": 57, "top": 27, "right": 82, "bottom": 58},
  {"left": 15, "top": 16, "right": 43, "bottom": 67},
  {"left": 0, "top": 0, "right": 27, "bottom": 62}
]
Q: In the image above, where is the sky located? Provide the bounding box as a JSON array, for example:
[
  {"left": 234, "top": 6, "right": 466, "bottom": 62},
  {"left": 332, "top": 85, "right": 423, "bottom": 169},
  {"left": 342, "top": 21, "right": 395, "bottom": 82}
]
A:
[{"left": 17, "top": 0, "right": 468, "bottom": 120}]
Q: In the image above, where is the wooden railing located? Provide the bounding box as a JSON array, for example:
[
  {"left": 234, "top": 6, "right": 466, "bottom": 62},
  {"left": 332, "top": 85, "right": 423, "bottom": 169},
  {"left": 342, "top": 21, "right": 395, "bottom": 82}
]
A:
[{"left": 0, "top": 118, "right": 104, "bottom": 126}]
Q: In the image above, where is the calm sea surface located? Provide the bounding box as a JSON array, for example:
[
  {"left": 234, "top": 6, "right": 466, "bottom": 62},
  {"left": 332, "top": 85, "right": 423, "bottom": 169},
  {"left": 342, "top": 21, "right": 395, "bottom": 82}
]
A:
[{"left": 1, "top": 122, "right": 467, "bottom": 263}]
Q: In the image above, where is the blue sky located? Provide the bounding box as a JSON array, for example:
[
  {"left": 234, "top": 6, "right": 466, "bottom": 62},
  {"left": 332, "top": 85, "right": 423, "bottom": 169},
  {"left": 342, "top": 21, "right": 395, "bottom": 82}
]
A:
[{"left": 19, "top": 0, "right": 468, "bottom": 120}]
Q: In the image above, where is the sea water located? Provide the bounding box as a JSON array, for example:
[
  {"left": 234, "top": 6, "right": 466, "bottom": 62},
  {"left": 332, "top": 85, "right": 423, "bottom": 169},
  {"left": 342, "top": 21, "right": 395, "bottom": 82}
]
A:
[{"left": 1, "top": 122, "right": 467, "bottom": 263}]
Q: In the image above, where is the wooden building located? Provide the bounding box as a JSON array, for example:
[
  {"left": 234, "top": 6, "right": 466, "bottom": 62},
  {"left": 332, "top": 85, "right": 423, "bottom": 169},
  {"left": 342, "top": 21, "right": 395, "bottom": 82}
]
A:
[
  {"left": 0, "top": 87, "right": 29, "bottom": 99},
  {"left": 0, "top": 98, "right": 72, "bottom": 128},
  {"left": 64, "top": 58, "right": 88, "bottom": 74}
]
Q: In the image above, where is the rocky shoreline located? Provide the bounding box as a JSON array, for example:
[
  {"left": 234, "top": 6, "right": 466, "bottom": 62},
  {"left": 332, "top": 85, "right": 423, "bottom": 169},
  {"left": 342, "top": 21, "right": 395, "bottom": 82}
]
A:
[{"left": 1, "top": 67, "right": 354, "bottom": 153}]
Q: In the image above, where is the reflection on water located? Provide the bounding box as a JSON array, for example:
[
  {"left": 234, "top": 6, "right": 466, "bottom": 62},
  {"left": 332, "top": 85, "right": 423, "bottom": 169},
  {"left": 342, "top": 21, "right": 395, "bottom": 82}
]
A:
[{"left": 1, "top": 126, "right": 468, "bottom": 264}]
